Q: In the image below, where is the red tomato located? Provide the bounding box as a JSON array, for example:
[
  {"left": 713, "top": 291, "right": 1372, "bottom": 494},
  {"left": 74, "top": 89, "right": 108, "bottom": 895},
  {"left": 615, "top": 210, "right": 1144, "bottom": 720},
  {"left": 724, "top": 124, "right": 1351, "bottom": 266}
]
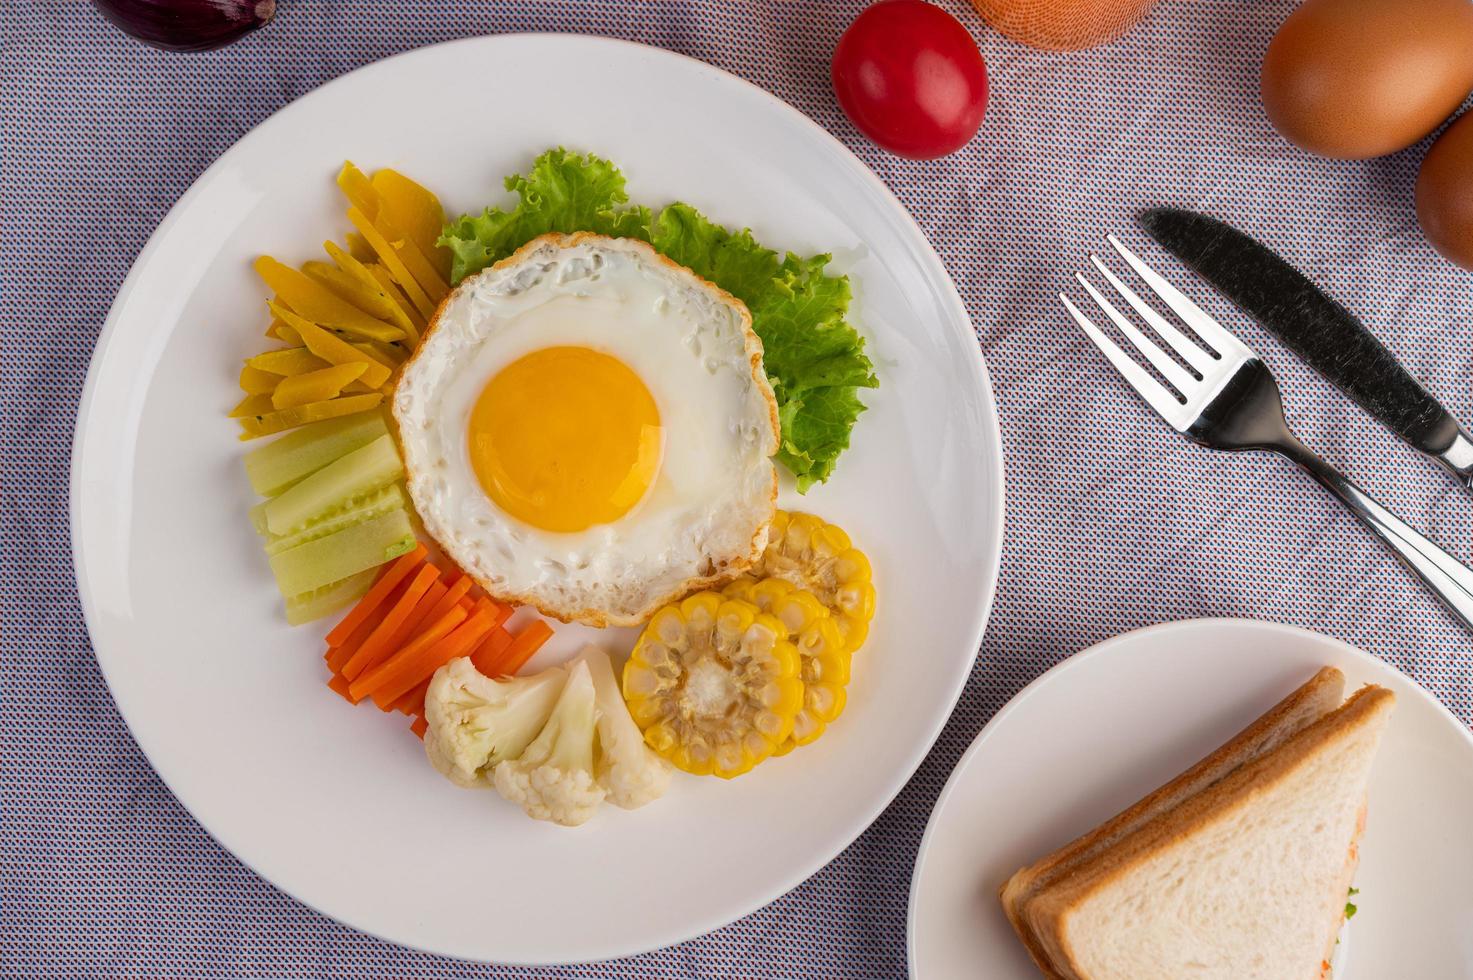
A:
[{"left": 832, "top": 0, "right": 989, "bottom": 159}]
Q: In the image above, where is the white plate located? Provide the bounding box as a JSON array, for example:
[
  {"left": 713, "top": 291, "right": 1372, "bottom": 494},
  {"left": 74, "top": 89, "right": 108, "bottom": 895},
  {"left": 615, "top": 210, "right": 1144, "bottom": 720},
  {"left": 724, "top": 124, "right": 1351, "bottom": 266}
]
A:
[
  {"left": 908, "top": 619, "right": 1473, "bottom": 979},
  {"left": 70, "top": 35, "right": 1004, "bottom": 965}
]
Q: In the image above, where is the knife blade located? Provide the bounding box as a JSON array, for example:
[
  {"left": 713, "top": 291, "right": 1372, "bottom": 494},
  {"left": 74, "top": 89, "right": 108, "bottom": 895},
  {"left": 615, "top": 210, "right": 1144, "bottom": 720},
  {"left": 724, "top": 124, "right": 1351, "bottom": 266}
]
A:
[{"left": 1137, "top": 207, "right": 1473, "bottom": 489}]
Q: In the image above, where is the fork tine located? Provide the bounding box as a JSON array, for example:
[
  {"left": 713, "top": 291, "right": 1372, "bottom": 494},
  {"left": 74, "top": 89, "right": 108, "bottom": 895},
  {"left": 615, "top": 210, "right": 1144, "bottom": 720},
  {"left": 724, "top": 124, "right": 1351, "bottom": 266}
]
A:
[
  {"left": 1060, "top": 293, "right": 1183, "bottom": 422},
  {"left": 1088, "top": 255, "right": 1217, "bottom": 376},
  {"left": 1075, "top": 271, "right": 1200, "bottom": 395},
  {"left": 1107, "top": 234, "right": 1248, "bottom": 358}
]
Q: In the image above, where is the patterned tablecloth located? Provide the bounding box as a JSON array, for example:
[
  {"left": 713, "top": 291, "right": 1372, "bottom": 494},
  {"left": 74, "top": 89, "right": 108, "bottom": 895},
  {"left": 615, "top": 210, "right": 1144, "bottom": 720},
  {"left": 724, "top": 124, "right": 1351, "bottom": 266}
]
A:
[{"left": 4, "top": 0, "right": 1471, "bottom": 976}]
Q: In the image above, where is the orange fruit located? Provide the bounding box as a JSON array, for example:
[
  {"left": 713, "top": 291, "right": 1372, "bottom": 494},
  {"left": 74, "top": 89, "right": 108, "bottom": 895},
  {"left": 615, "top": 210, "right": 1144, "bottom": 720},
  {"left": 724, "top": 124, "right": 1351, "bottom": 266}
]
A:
[{"left": 970, "top": 0, "right": 1160, "bottom": 51}]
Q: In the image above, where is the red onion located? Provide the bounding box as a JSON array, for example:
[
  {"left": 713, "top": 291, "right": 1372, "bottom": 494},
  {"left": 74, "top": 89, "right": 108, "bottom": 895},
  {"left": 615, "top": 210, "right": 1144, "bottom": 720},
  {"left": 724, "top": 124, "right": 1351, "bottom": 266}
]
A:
[{"left": 91, "top": 0, "right": 275, "bottom": 52}]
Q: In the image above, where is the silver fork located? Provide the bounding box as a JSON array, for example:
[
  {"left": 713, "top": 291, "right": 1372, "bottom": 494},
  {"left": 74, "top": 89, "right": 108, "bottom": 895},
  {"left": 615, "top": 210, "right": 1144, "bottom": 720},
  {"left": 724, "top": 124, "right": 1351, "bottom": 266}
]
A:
[{"left": 1063, "top": 234, "right": 1473, "bottom": 632}]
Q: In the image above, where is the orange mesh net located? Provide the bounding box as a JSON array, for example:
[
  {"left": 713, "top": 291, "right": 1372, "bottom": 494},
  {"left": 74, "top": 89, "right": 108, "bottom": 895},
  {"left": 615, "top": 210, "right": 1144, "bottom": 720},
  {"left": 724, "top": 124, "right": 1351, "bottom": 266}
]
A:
[{"left": 970, "top": 0, "right": 1160, "bottom": 50}]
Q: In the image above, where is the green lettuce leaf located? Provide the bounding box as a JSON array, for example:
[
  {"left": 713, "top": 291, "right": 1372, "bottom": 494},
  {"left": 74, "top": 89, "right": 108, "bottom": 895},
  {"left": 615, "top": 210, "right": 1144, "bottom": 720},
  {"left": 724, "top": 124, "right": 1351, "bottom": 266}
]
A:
[
  {"left": 440, "top": 147, "right": 652, "bottom": 282},
  {"left": 650, "top": 203, "right": 781, "bottom": 306},
  {"left": 440, "top": 149, "right": 878, "bottom": 491}
]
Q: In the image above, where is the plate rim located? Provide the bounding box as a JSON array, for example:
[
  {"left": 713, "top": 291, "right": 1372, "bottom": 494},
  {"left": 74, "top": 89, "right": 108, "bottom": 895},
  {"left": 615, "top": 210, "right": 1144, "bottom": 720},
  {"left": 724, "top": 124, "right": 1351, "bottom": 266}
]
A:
[
  {"left": 69, "top": 32, "right": 1007, "bottom": 963},
  {"left": 904, "top": 616, "right": 1473, "bottom": 979}
]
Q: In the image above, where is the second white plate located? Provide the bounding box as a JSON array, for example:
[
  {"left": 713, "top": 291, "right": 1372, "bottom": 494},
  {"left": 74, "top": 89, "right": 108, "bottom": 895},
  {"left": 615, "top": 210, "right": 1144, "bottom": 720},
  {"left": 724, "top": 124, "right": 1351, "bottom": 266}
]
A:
[{"left": 908, "top": 619, "right": 1473, "bottom": 980}]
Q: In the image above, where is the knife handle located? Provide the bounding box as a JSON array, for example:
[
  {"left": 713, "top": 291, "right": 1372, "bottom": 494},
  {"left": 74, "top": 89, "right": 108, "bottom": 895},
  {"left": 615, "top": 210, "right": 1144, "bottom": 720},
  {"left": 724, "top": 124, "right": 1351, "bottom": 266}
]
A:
[{"left": 1280, "top": 441, "right": 1473, "bottom": 629}]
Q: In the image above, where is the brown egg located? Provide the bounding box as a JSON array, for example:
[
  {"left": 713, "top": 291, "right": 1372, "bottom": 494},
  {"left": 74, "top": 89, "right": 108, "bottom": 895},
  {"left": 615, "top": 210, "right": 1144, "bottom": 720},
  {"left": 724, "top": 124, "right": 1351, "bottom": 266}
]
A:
[
  {"left": 1417, "top": 112, "right": 1473, "bottom": 271},
  {"left": 1261, "top": 0, "right": 1473, "bottom": 159}
]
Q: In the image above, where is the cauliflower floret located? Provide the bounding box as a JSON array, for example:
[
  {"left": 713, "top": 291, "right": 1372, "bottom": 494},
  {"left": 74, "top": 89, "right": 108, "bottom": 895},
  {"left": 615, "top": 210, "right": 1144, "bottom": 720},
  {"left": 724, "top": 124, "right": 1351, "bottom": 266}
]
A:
[
  {"left": 423, "top": 657, "right": 567, "bottom": 788},
  {"left": 579, "top": 645, "right": 671, "bottom": 809},
  {"left": 492, "top": 659, "right": 605, "bottom": 827}
]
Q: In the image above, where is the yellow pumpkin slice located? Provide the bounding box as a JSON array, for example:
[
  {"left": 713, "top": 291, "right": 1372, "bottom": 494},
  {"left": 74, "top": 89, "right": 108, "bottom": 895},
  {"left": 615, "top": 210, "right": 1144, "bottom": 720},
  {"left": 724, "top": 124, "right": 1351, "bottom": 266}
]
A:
[
  {"left": 371, "top": 168, "right": 452, "bottom": 280},
  {"left": 266, "top": 318, "right": 296, "bottom": 342},
  {"left": 366, "top": 263, "right": 427, "bottom": 332},
  {"left": 270, "top": 362, "right": 368, "bottom": 409},
  {"left": 236, "top": 393, "right": 384, "bottom": 440},
  {"left": 346, "top": 208, "right": 437, "bottom": 319},
  {"left": 229, "top": 393, "right": 276, "bottom": 418},
  {"left": 336, "top": 161, "right": 381, "bottom": 218},
  {"left": 351, "top": 340, "right": 406, "bottom": 369},
  {"left": 247, "top": 346, "right": 331, "bottom": 377},
  {"left": 336, "top": 163, "right": 446, "bottom": 302},
  {"left": 300, "top": 260, "right": 394, "bottom": 318},
  {"left": 253, "top": 256, "right": 404, "bottom": 344},
  {"left": 269, "top": 303, "right": 390, "bottom": 389},
  {"left": 345, "top": 232, "right": 376, "bottom": 263},
  {"left": 322, "top": 241, "right": 419, "bottom": 345},
  {"left": 239, "top": 364, "right": 280, "bottom": 395}
]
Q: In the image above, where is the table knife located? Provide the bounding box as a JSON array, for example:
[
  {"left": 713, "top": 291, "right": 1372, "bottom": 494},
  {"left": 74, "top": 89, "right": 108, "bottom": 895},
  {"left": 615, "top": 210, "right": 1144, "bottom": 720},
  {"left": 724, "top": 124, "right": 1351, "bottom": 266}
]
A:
[{"left": 1137, "top": 207, "right": 1473, "bottom": 490}]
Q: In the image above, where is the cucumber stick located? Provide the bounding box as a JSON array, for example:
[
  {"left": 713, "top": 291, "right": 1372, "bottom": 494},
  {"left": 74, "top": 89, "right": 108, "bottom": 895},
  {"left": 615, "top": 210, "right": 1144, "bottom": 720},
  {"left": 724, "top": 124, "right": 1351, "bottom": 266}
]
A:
[
  {"left": 243, "top": 410, "right": 387, "bottom": 497},
  {"left": 269, "top": 508, "right": 416, "bottom": 597},
  {"left": 285, "top": 567, "right": 378, "bottom": 626},
  {"left": 263, "top": 434, "right": 403, "bottom": 536},
  {"left": 265, "top": 483, "right": 408, "bottom": 556}
]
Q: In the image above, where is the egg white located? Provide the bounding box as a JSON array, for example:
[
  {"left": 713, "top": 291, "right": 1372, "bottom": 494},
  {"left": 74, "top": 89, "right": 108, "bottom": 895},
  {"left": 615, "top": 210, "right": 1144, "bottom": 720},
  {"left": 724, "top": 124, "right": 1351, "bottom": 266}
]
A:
[{"left": 393, "top": 233, "right": 779, "bottom": 627}]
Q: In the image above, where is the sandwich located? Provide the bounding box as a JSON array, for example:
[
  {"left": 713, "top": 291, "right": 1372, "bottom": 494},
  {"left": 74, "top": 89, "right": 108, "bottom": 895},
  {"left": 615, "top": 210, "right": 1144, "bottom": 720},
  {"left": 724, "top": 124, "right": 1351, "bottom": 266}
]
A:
[{"left": 1000, "top": 666, "right": 1395, "bottom": 980}]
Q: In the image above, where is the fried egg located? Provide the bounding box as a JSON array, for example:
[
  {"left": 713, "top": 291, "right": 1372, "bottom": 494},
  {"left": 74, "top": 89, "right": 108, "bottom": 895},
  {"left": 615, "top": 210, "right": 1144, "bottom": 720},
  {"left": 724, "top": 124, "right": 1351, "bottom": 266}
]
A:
[{"left": 393, "top": 233, "right": 779, "bottom": 627}]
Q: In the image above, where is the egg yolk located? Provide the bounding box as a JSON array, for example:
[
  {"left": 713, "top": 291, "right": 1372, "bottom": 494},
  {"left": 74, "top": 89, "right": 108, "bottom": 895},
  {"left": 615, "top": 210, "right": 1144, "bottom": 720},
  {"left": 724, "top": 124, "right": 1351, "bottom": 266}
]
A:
[{"left": 468, "top": 346, "right": 663, "bottom": 533}]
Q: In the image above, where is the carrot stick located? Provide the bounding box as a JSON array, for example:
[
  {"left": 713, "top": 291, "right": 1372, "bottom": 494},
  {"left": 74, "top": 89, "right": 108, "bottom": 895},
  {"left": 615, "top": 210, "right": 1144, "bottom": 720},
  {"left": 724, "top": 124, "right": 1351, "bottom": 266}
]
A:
[
  {"left": 326, "top": 571, "right": 415, "bottom": 673},
  {"left": 342, "top": 571, "right": 450, "bottom": 677},
  {"left": 420, "top": 574, "right": 473, "bottom": 628},
  {"left": 369, "top": 603, "right": 498, "bottom": 709},
  {"left": 325, "top": 544, "right": 426, "bottom": 646},
  {"left": 348, "top": 605, "right": 467, "bottom": 703},
  {"left": 339, "top": 578, "right": 446, "bottom": 681},
  {"left": 391, "top": 677, "right": 432, "bottom": 716},
  {"left": 453, "top": 592, "right": 512, "bottom": 639},
  {"left": 469, "top": 628, "right": 513, "bottom": 675},
  {"left": 486, "top": 600, "right": 514, "bottom": 631},
  {"left": 410, "top": 715, "right": 429, "bottom": 739},
  {"left": 334, "top": 574, "right": 429, "bottom": 680},
  {"left": 341, "top": 563, "right": 439, "bottom": 681},
  {"left": 488, "top": 620, "right": 554, "bottom": 677},
  {"left": 327, "top": 673, "right": 353, "bottom": 702},
  {"left": 389, "top": 578, "right": 447, "bottom": 650}
]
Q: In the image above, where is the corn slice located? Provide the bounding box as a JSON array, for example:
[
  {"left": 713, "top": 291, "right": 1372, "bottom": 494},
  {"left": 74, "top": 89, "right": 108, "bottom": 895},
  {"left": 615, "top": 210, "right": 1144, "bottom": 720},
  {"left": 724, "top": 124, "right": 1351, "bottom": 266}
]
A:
[
  {"left": 741, "top": 511, "right": 876, "bottom": 654},
  {"left": 623, "top": 593, "right": 802, "bottom": 779},
  {"left": 723, "top": 576, "right": 851, "bottom": 752}
]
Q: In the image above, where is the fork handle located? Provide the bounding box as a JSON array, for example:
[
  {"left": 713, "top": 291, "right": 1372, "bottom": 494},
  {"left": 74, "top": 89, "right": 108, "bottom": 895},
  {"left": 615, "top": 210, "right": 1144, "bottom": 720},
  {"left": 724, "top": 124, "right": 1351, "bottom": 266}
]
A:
[{"left": 1278, "top": 440, "right": 1473, "bottom": 629}]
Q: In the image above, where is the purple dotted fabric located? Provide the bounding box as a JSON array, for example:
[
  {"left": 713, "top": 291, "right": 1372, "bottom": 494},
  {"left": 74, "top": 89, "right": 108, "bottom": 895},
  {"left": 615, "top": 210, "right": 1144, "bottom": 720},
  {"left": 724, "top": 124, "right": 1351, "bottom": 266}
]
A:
[{"left": 4, "top": 0, "right": 1471, "bottom": 975}]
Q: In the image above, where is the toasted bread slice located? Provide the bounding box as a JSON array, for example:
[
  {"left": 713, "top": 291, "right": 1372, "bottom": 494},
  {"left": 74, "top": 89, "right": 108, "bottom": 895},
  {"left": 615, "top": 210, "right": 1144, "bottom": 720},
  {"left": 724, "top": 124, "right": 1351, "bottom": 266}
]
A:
[
  {"left": 1025, "top": 684, "right": 1394, "bottom": 980},
  {"left": 1001, "top": 666, "right": 1347, "bottom": 977}
]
